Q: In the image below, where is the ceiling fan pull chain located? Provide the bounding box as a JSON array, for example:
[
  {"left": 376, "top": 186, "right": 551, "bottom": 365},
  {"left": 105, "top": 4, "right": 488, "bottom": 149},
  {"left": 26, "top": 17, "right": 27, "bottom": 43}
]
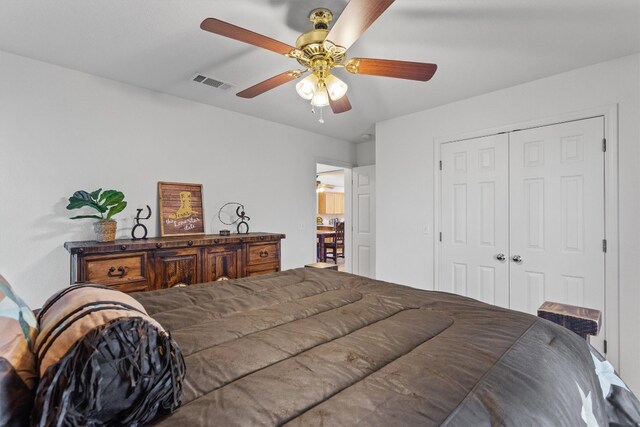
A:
[{"left": 318, "top": 107, "right": 324, "bottom": 124}]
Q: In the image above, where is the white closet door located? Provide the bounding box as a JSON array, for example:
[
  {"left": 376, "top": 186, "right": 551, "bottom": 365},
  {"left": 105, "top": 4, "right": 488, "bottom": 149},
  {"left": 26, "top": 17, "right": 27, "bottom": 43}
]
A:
[
  {"left": 440, "top": 134, "right": 510, "bottom": 307},
  {"left": 509, "top": 118, "right": 605, "bottom": 351}
]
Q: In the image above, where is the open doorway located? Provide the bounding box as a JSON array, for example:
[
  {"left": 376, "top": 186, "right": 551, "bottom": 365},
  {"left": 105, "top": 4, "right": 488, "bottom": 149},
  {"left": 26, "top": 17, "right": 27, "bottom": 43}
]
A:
[{"left": 316, "top": 163, "right": 347, "bottom": 271}]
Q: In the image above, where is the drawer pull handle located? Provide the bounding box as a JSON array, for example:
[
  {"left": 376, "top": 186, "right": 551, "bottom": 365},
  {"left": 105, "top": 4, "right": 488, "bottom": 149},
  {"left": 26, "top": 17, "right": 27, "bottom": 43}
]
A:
[
  {"left": 120, "top": 245, "right": 127, "bottom": 251},
  {"left": 259, "top": 236, "right": 265, "bottom": 241},
  {"left": 187, "top": 240, "right": 193, "bottom": 246},
  {"left": 259, "top": 250, "right": 269, "bottom": 258},
  {"left": 156, "top": 243, "right": 163, "bottom": 248},
  {"left": 107, "top": 266, "right": 128, "bottom": 278}
]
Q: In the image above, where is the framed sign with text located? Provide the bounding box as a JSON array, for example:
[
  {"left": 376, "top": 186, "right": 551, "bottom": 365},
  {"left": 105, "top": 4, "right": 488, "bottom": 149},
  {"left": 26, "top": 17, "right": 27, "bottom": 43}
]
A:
[{"left": 158, "top": 181, "right": 205, "bottom": 236}]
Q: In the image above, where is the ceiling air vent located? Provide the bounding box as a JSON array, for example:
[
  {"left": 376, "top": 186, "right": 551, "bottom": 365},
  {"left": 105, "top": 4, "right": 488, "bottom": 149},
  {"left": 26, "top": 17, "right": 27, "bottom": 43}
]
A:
[{"left": 192, "top": 74, "right": 233, "bottom": 90}]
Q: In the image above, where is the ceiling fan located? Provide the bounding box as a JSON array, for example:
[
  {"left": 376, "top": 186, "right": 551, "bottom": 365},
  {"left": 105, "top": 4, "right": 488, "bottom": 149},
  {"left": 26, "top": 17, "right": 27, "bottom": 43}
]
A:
[
  {"left": 200, "top": 0, "right": 437, "bottom": 119},
  {"left": 316, "top": 176, "right": 336, "bottom": 192}
]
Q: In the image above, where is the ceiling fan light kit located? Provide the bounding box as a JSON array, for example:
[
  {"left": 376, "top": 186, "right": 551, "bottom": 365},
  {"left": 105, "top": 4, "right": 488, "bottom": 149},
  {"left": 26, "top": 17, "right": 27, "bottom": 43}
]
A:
[
  {"left": 295, "top": 73, "right": 317, "bottom": 100},
  {"left": 296, "top": 71, "right": 347, "bottom": 106},
  {"left": 324, "top": 74, "right": 348, "bottom": 101},
  {"left": 200, "top": 0, "right": 437, "bottom": 119},
  {"left": 311, "top": 84, "right": 330, "bottom": 108}
]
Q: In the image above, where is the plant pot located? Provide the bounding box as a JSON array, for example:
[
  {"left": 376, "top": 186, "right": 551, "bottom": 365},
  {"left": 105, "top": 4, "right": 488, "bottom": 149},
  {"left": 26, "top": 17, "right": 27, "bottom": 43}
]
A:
[{"left": 94, "top": 219, "right": 117, "bottom": 242}]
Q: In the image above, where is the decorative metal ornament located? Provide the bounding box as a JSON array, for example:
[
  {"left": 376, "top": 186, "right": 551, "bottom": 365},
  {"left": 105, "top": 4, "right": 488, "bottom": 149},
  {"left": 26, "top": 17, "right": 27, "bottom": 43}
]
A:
[
  {"left": 235, "top": 205, "right": 250, "bottom": 234},
  {"left": 131, "top": 205, "right": 151, "bottom": 240},
  {"left": 217, "top": 202, "right": 251, "bottom": 234}
]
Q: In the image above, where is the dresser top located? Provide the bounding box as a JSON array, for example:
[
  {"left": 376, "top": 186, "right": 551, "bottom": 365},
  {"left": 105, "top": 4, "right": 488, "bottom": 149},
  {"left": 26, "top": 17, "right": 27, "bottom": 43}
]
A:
[{"left": 64, "top": 232, "right": 286, "bottom": 255}]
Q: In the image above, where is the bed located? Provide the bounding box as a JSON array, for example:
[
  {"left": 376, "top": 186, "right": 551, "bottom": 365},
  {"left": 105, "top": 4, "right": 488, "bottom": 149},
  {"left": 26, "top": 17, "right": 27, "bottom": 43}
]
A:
[{"left": 127, "top": 267, "right": 639, "bottom": 426}]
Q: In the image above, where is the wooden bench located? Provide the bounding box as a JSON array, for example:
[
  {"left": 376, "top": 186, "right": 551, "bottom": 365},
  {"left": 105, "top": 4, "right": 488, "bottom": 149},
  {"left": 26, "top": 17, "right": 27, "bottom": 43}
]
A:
[{"left": 537, "top": 301, "right": 601, "bottom": 341}]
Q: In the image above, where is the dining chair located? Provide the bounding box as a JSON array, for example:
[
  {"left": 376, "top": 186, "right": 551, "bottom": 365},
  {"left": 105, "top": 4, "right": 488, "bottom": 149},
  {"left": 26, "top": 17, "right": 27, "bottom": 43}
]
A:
[{"left": 324, "top": 221, "right": 345, "bottom": 264}]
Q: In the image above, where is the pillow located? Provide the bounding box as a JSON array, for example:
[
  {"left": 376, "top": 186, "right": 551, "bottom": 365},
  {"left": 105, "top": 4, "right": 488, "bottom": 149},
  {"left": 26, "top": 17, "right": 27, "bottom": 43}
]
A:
[
  {"left": 0, "top": 274, "right": 38, "bottom": 427},
  {"left": 33, "top": 284, "right": 185, "bottom": 426},
  {"left": 590, "top": 345, "right": 640, "bottom": 424}
]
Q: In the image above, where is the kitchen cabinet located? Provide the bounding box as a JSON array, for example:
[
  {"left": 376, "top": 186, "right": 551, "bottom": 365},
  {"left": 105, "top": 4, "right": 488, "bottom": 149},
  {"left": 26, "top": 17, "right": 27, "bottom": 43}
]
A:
[{"left": 318, "top": 192, "right": 344, "bottom": 215}]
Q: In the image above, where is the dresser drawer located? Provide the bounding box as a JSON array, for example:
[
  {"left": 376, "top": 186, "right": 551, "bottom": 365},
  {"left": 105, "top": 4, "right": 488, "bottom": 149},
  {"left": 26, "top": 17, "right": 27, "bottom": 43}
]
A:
[
  {"left": 246, "top": 263, "right": 280, "bottom": 277},
  {"left": 106, "top": 281, "right": 149, "bottom": 293},
  {"left": 247, "top": 243, "right": 279, "bottom": 266},
  {"left": 81, "top": 252, "right": 148, "bottom": 286}
]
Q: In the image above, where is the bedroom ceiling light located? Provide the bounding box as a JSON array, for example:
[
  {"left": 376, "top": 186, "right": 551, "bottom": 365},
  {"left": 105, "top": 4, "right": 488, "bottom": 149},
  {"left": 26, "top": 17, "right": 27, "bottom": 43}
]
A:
[
  {"left": 295, "top": 70, "right": 347, "bottom": 108},
  {"left": 324, "top": 74, "right": 348, "bottom": 101},
  {"left": 310, "top": 82, "right": 330, "bottom": 107},
  {"left": 295, "top": 73, "right": 318, "bottom": 100}
]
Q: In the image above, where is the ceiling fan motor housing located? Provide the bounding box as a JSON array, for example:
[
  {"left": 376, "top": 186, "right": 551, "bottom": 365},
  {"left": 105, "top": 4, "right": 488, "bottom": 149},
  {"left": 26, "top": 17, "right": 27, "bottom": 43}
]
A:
[{"left": 294, "top": 9, "right": 346, "bottom": 71}]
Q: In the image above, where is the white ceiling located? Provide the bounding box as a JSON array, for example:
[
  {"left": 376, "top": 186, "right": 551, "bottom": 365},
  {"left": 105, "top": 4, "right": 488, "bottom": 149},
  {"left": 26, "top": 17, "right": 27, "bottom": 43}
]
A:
[
  {"left": 317, "top": 163, "right": 344, "bottom": 174},
  {"left": 1, "top": 0, "right": 638, "bottom": 143}
]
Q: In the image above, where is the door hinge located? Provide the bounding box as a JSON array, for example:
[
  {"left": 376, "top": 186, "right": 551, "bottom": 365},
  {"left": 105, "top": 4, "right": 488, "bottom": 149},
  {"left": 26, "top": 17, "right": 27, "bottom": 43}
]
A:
[
  {"left": 439, "top": 232, "right": 442, "bottom": 242},
  {"left": 602, "top": 239, "right": 607, "bottom": 253},
  {"left": 602, "top": 138, "right": 607, "bottom": 152},
  {"left": 439, "top": 160, "right": 442, "bottom": 171},
  {"left": 604, "top": 339, "right": 608, "bottom": 354}
]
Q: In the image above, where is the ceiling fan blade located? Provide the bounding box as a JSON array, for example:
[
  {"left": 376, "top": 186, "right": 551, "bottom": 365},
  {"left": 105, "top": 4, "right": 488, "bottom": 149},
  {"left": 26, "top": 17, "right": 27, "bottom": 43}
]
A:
[
  {"left": 201, "top": 18, "right": 295, "bottom": 55},
  {"left": 325, "top": 0, "right": 395, "bottom": 50},
  {"left": 236, "top": 70, "right": 303, "bottom": 99},
  {"left": 346, "top": 58, "right": 437, "bottom": 81},
  {"left": 329, "top": 95, "right": 352, "bottom": 114}
]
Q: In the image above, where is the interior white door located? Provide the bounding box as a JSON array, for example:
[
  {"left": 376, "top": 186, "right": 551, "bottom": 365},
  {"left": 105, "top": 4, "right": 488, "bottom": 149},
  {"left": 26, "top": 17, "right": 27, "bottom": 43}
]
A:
[
  {"left": 352, "top": 165, "right": 375, "bottom": 278},
  {"left": 509, "top": 118, "right": 605, "bottom": 351},
  {"left": 439, "top": 134, "right": 510, "bottom": 307}
]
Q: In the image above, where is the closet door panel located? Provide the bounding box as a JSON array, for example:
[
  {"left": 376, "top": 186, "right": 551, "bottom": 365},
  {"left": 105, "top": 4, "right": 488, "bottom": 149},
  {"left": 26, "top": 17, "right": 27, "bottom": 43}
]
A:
[
  {"left": 440, "top": 134, "right": 510, "bottom": 308},
  {"left": 509, "top": 117, "right": 605, "bottom": 352}
]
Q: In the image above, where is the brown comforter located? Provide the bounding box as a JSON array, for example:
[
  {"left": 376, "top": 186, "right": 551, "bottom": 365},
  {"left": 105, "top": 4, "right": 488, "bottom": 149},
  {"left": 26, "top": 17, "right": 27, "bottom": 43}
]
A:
[{"left": 132, "top": 268, "right": 619, "bottom": 426}]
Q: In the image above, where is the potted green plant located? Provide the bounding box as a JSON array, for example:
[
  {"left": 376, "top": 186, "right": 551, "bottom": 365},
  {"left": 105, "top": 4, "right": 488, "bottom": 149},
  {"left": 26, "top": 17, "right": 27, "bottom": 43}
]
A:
[{"left": 66, "top": 189, "right": 127, "bottom": 242}]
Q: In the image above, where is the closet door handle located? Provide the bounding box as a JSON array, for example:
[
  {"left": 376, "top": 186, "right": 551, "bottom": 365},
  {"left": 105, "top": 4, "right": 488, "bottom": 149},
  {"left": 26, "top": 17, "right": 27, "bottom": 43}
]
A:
[
  {"left": 495, "top": 253, "right": 506, "bottom": 262},
  {"left": 512, "top": 255, "right": 523, "bottom": 264}
]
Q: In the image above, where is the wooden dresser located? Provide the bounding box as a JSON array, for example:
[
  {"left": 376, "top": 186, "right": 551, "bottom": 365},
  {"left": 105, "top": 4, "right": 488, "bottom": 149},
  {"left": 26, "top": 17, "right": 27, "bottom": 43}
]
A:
[{"left": 64, "top": 232, "right": 285, "bottom": 293}]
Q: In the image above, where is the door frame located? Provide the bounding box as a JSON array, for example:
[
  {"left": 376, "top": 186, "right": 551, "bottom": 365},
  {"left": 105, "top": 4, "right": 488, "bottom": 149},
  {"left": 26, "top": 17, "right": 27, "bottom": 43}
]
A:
[
  {"left": 433, "top": 104, "right": 619, "bottom": 368},
  {"left": 314, "top": 157, "right": 353, "bottom": 273}
]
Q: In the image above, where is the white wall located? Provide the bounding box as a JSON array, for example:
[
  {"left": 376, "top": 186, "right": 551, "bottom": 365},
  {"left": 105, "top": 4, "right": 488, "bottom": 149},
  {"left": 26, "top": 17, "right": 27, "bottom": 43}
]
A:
[
  {"left": 0, "top": 51, "right": 355, "bottom": 307},
  {"left": 376, "top": 53, "right": 640, "bottom": 390},
  {"left": 356, "top": 140, "right": 375, "bottom": 166}
]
